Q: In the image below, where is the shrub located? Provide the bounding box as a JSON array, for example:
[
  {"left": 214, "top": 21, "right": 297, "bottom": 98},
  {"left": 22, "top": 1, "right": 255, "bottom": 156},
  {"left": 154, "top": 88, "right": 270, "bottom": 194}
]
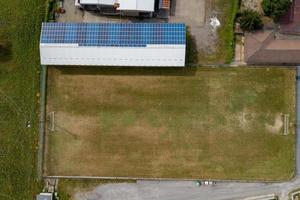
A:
[
  {"left": 239, "top": 10, "right": 264, "bottom": 31},
  {"left": 262, "top": 0, "right": 291, "bottom": 20}
]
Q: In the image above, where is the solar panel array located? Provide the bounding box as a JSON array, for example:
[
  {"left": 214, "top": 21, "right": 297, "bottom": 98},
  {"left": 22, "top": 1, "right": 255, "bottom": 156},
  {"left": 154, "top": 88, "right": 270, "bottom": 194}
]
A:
[{"left": 40, "top": 23, "right": 186, "bottom": 47}]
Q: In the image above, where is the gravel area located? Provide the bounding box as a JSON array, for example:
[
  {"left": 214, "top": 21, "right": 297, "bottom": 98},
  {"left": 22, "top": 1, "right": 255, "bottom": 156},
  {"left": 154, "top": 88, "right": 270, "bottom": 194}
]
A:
[
  {"left": 241, "top": 0, "right": 263, "bottom": 14},
  {"left": 56, "top": 0, "right": 217, "bottom": 51}
]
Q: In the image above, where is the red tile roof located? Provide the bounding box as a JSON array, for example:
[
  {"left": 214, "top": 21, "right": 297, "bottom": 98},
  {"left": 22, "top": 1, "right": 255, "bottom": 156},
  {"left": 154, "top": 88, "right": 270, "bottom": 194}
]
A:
[{"left": 161, "top": 0, "right": 170, "bottom": 9}]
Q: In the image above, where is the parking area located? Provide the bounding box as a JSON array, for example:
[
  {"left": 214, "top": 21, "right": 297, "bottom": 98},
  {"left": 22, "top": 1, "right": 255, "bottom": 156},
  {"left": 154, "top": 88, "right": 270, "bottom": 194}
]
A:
[
  {"left": 169, "top": 0, "right": 206, "bottom": 27},
  {"left": 57, "top": 0, "right": 216, "bottom": 51},
  {"left": 169, "top": 0, "right": 217, "bottom": 52}
]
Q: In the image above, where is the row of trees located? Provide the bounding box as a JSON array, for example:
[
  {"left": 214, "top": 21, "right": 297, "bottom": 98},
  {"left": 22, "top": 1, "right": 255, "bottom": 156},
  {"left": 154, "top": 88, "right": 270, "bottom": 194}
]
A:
[{"left": 238, "top": 0, "right": 292, "bottom": 31}]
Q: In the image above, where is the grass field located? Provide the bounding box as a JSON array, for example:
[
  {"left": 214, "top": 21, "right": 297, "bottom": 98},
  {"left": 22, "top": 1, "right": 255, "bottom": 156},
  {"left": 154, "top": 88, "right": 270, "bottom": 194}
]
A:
[
  {"left": 46, "top": 67, "right": 295, "bottom": 181},
  {"left": 0, "top": 0, "right": 45, "bottom": 199}
]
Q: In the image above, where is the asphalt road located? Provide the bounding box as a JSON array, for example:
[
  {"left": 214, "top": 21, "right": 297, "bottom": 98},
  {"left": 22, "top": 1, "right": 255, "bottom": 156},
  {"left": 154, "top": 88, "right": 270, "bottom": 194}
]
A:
[
  {"left": 74, "top": 179, "right": 300, "bottom": 200},
  {"left": 73, "top": 67, "right": 300, "bottom": 200}
]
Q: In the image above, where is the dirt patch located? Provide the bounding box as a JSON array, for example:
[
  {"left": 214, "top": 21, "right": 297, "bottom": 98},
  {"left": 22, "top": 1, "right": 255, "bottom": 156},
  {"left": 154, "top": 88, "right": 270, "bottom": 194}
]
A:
[
  {"left": 265, "top": 114, "right": 283, "bottom": 134},
  {"left": 237, "top": 110, "right": 255, "bottom": 131}
]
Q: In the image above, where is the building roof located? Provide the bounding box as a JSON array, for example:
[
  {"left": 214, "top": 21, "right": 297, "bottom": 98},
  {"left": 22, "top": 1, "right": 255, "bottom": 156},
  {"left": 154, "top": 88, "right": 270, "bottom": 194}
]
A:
[
  {"left": 245, "top": 30, "right": 300, "bottom": 65},
  {"left": 118, "top": 0, "right": 154, "bottom": 12},
  {"left": 79, "top": 0, "right": 155, "bottom": 12},
  {"left": 160, "top": 0, "right": 170, "bottom": 9},
  {"left": 40, "top": 23, "right": 185, "bottom": 47},
  {"left": 40, "top": 23, "right": 186, "bottom": 67},
  {"left": 79, "top": 0, "right": 115, "bottom": 5}
]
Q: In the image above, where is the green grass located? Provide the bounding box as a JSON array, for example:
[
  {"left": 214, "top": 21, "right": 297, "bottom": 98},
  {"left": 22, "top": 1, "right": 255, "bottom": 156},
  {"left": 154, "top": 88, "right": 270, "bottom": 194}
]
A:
[
  {"left": 46, "top": 67, "right": 295, "bottom": 181},
  {"left": 198, "top": 0, "right": 239, "bottom": 64},
  {"left": 0, "top": 0, "right": 45, "bottom": 199}
]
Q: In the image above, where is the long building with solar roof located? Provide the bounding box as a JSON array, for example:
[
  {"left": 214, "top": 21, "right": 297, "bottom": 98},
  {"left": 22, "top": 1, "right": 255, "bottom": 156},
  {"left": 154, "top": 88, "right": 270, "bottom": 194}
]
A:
[{"left": 39, "top": 22, "right": 186, "bottom": 67}]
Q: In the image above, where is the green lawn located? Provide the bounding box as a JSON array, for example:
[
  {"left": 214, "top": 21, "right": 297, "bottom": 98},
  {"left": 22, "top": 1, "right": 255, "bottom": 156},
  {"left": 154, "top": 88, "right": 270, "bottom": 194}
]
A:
[
  {"left": 0, "top": 0, "right": 44, "bottom": 199},
  {"left": 46, "top": 67, "right": 295, "bottom": 181}
]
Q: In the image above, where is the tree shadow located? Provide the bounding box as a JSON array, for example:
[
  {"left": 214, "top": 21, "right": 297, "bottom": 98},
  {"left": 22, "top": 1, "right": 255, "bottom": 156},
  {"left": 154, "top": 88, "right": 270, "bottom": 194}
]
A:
[
  {"left": 170, "top": 0, "right": 177, "bottom": 16},
  {"left": 0, "top": 40, "right": 13, "bottom": 62},
  {"left": 186, "top": 27, "right": 199, "bottom": 66}
]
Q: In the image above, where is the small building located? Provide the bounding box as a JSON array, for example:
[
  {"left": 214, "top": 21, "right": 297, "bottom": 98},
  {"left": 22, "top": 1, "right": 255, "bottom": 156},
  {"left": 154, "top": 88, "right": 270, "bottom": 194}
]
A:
[
  {"left": 36, "top": 193, "right": 53, "bottom": 200},
  {"left": 245, "top": 30, "right": 300, "bottom": 65},
  {"left": 40, "top": 22, "right": 186, "bottom": 67},
  {"left": 75, "top": 0, "right": 171, "bottom": 17}
]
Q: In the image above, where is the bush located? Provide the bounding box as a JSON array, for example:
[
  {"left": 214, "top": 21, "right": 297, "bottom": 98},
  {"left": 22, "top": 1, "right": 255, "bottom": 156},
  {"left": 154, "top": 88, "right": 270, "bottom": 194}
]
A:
[
  {"left": 239, "top": 10, "right": 264, "bottom": 31},
  {"left": 262, "top": 0, "right": 291, "bottom": 20}
]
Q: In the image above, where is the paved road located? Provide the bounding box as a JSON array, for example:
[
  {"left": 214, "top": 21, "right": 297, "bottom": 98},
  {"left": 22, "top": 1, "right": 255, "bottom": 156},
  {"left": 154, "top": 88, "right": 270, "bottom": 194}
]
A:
[
  {"left": 74, "top": 179, "right": 300, "bottom": 200},
  {"left": 73, "top": 67, "right": 300, "bottom": 200},
  {"left": 296, "top": 66, "right": 300, "bottom": 176}
]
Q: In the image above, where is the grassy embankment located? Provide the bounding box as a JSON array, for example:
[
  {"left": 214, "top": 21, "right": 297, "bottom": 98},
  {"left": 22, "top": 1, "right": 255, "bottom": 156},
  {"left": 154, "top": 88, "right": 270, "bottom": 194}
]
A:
[{"left": 0, "top": 0, "right": 45, "bottom": 199}]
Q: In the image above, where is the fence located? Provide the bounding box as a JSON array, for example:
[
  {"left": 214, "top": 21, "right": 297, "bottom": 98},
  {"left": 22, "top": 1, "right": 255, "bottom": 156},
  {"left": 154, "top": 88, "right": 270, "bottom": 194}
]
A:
[{"left": 37, "top": 65, "right": 47, "bottom": 180}]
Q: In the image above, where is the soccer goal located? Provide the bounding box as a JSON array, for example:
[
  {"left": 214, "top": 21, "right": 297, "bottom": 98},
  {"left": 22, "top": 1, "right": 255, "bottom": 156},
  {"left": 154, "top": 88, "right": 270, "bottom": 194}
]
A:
[
  {"left": 48, "top": 111, "right": 55, "bottom": 132},
  {"left": 283, "top": 114, "right": 289, "bottom": 136}
]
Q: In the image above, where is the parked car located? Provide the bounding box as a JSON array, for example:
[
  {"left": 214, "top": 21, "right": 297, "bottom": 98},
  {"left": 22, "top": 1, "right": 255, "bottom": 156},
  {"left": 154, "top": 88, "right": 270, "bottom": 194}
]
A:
[{"left": 203, "top": 180, "right": 216, "bottom": 186}]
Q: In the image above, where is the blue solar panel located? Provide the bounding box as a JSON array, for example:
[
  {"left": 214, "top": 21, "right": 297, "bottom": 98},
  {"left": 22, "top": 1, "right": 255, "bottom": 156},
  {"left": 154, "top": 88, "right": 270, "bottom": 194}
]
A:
[{"left": 40, "top": 23, "right": 186, "bottom": 47}]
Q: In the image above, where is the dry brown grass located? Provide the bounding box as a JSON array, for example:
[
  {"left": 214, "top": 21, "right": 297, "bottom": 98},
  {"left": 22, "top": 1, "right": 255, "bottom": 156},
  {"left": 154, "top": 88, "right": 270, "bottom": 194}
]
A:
[{"left": 45, "top": 67, "right": 295, "bottom": 181}]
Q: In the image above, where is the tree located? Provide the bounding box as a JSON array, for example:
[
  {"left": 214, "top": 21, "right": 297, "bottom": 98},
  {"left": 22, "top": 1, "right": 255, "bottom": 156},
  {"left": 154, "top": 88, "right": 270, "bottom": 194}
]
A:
[
  {"left": 239, "top": 10, "right": 264, "bottom": 31},
  {"left": 262, "top": 0, "right": 291, "bottom": 20}
]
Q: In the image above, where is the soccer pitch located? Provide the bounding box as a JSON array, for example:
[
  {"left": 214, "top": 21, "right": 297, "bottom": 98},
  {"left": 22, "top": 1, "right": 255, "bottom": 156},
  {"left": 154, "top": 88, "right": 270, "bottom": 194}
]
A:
[{"left": 45, "top": 67, "right": 295, "bottom": 181}]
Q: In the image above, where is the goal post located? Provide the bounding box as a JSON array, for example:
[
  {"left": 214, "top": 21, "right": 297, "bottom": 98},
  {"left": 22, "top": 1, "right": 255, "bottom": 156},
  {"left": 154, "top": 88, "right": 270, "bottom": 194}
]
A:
[
  {"left": 283, "top": 114, "right": 289, "bottom": 136},
  {"left": 48, "top": 111, "right": 55, "bottom": 132}
]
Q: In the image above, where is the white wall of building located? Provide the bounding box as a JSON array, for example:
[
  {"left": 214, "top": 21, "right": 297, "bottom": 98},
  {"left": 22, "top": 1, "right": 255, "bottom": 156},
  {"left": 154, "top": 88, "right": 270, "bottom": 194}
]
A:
[
  {"left": 40, "top": 44, "right": 186, "bottom": 67},
  {"left": 79, "top": 0, "right": 116, "bottom": 5},
  {"left": 118, "top": 0, "right": 154, "bottom": 12}
]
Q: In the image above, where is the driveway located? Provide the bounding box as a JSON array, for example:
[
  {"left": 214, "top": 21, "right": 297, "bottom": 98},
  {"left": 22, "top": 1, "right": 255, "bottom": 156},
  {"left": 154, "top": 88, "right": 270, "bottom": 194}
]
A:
[
  {"left": 168, "top": 0, "right": 218, "bottom": 52},
  {"left": 169, "top": 0, "right": 206, "bottom": 27},
  {"left": 56, "top": 0, "right": 83, "bottom": 22}
]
